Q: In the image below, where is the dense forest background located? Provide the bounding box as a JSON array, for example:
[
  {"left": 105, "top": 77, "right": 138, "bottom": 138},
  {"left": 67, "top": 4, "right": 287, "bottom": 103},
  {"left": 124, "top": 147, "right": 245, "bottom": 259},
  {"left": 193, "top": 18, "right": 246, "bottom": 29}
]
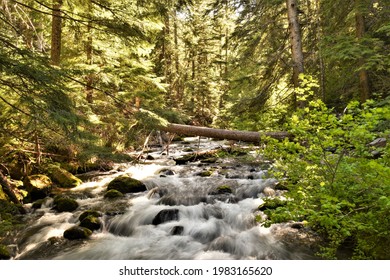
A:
[{"left": 1, "top": 0, "right": 390, "bottom": 259}]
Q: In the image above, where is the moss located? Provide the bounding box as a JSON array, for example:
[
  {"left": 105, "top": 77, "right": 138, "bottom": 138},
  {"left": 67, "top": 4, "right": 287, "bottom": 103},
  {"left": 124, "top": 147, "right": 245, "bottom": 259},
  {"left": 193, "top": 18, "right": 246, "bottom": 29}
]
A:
[
  {"left": 0, "top": 244, "right": 11, "bottom": 260},
  {"left": 104, "top": 189, "right": 124, "bottom": 199},
  {"left": 63, "top": 226, "right": 92, "bottom": 240},
  {"left": 79, "top": 215, "right": 102, "bottom": 231},
  {"left": 47, "top": 164, "right": 82, "bottom": 188},
  {"left": 23, "top": 174, "right": 52, "bottom": 201},
  {"left": 107, "top": 175, "right": 146, "bottom": 194},
  {"left": 79, "top": 210, "right": 102, "bottom": 222},
  {"left": 53, "top": 196, "right": 79, "bottom": 212},
  {"left": 258, "top": 198, "right": 287, "bottom": 211},
  {"left": 197, "top": 170, "right": 213, "bottom": 177}
]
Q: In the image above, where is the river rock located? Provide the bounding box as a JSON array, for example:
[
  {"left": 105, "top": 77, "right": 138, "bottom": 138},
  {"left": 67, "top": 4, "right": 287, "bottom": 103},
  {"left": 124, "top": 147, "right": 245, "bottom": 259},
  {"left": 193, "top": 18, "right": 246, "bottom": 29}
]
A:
[
  {"left": 79, "top": 215, "right": 102, "bottom": 231},
  {"left": 53, "top": 196, "right": 79, "bottom": 212},
  {"left": 170, "top": 226, "right": 184, "bottom": 235},
  {"left": 63, "top": 226, "right": 92, "bottom": 240},
  {"left": 107, "top": 175, "right": 146, "bottom": 194},
  {"left": 79, "top": 210, "right": 102, "bottom": 222},
  {"left": 0, "top": 244, "right": 11, "bottom": 260},
  {"left": 210, "top": 185, "right": 233, "bottom": 195},
  {"left": 258, "top": 198, "right": 287, "bottom": 211},
  {"left": 104, "top": 189, "right": 124, "bottom": 199},
  {"left": 152, "top": 209, "right": 179, "bottom": 225},
  {"left": 23, "top": 174, "right": 52, "bottom": 200},
  {"left": 47, "top": 164, "right": 82, "bottom": 188}
]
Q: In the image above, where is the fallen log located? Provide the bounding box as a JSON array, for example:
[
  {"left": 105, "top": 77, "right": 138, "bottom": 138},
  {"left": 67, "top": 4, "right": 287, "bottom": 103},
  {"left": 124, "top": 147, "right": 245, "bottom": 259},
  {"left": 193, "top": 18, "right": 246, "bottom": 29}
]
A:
[{"left": 161, "top": 123, "right": 291, "bottom": 143}]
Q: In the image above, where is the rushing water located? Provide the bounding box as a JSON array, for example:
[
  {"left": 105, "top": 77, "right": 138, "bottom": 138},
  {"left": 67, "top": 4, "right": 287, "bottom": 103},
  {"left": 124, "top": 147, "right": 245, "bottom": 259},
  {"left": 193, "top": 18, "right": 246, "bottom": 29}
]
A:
[{"left": 11, "top": 137, "right": 317, "bottom": 260}]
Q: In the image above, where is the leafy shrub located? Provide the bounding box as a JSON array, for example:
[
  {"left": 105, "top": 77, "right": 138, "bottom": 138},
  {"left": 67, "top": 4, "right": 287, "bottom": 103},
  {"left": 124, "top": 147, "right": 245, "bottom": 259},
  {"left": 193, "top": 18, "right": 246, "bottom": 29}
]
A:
[{"left": 261, "top": 97, "right": 390, "bottom": 259}]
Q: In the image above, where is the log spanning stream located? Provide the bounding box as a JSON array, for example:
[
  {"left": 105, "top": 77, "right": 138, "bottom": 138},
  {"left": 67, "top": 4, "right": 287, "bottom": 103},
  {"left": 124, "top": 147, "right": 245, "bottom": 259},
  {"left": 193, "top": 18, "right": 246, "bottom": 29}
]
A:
[{"left": 11, "top": 137, "right": 317, "bottom": 260}]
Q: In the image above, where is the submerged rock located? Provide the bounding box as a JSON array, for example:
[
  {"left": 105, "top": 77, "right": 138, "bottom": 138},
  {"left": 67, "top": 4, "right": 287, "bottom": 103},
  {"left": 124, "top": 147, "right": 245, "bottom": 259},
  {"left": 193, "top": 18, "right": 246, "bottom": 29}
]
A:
[
  {"left": 210, "top": 185, "right": 233, "bottom": 195},
  {"left": 63, "top": 226, "right": 92, "bottom": 240},
  {"left": 53, "top": 196, "right": 79, "bottom": 212},
  {"left": 107, "top": 175, "right": 146, "bottom": 194},
  {"left": 170, "top": 226, "right": 184, "bottom": 235},
  {"left": 104, "top": 189, "right": 124, "bottom": 199},
  {"left": 152, "top": 209, "right": 179, "bottom": 225}
]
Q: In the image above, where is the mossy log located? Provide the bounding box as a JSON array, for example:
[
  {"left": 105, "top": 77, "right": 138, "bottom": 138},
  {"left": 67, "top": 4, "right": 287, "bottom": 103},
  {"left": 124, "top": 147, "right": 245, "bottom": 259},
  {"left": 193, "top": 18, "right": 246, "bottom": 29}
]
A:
[{"left": 161, "top": 123, "right": 291, "bottom": 143}]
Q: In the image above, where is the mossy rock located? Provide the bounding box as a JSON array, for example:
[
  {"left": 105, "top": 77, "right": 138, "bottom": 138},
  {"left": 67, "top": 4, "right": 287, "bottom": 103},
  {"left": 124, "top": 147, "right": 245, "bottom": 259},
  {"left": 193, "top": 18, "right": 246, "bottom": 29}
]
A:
[
  {"left": 79, "top": 210, "right": 102, "bottom": 222},
  {"left": 104, "top": 189, "right": 124, "bottom": 199},
  {"left": 53, "top": 196, "right": 79, "bottom": 212},
  {"left": 210, "top": 185, "right": 233, "bottom": 195},
  {"left": 23, "top": 174, "right": 52, "bottom": 201},
  {"left": 63, "top": 226, "right": 92, "bottom": 240},
  {"left": 47, "top": 164, "right": 82, "bottom": 188},
  {"left": 258, "top": 198, "right": 287, "bottom": 211},
  {"left": 0, "top": 244, "right": 11, "bottom": 260},
  {"left": 79, "top": 215, "right": 102, "bottom": 231},
  {"left": 32, "top": 199, "right": 45, "bottom": 209},
  {"left": 107, "top": 175, "right": 146, "bottom": 194},
  {"left": 197, "top": 170, "right": 213, "bottom": 177}
]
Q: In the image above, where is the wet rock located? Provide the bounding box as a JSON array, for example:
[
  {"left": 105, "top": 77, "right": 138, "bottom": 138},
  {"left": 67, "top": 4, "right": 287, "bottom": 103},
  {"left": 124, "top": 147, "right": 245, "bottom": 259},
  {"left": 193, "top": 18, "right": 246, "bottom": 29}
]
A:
[
  {"left": 53, "top": 196, "right": 79, "bottom": 212},
  {"left": 104, "top": 189, "right": 124, "bottom": 199},
  {"left": 79, "top": 215, "right": 102, "bottom": 231},
  {"left": 0, "top": 244, "right": 11, "bottom": 260},
  {"left": 146, "top": 155, "right": 155, "bottom": 160},
  {"left": 196, "top": 170, "right": 213, "bottom": 177},
  {"left": 63, "top": 226, "right": 92, "bottom": 240},
  {"left": 171, "top": 226, "right": 184, "bottom": 235},
  {"left": 263, "top": 186, "right": 276, "bottom": 197},
  {"left": 158, "top": 169, "right": 175, "bottom": 176},
  {"left": 107, "top": 175, "right": 146, "bottom": 194},
  {"left": 32, "top": 198, "right": 45, "bottom": 209},
  {"left": 23, "top": 174, "right": 52, "bottom": 201},
  {"left": 47, "top": 164, "right": 82, "bottom": 188},
  {"left": 210, "top": 185, "right": 233, "bottom": 195},
  {"left": 152, "top": 209, "right": 179, "bottom": 225},
  {"left": 291, "top": 222, "right": 305, "bottom": 229},
  {"left": 79, "top": 210, "right": 102, "bottom": 222}
]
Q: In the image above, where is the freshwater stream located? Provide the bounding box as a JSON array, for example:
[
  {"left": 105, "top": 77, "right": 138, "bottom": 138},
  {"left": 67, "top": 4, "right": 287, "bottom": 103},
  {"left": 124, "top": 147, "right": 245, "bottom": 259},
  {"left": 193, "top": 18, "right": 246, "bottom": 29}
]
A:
[{"left": 11, "top": 137, "right": 318, "bottom": 260}]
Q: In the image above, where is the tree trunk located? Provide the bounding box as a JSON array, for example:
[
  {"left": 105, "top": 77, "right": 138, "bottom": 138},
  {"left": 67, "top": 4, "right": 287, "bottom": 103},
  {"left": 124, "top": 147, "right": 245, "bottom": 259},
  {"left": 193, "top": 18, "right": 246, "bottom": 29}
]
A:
[
  {"left": 286, "top": 0, "right": 304, "bottom": 108},
  {"left": 50, "top": 0, "right": 63, "bottom": 66},
  {"left": 0, "top": 171, "right": 21, "bottom": 205},
  {"left": 355, "top": 3, "right": 370, "bottom": 103},
  {"left": 161, "top": 123, "right": 291, "bottom": 143},
  {"left": 85, "top": 0, "right": 94, "bottom": 103}
]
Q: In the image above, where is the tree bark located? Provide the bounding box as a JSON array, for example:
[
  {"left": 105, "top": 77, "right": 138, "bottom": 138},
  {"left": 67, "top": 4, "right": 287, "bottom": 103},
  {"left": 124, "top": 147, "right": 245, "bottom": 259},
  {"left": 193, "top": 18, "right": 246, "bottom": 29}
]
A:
[
  {"left": 85, "top": 0, "right": 94, "bottom": 103},
  {"left": 286, "top": 0, "right": 304, "bottom": 108},
  {"left": 161, "top": 123, "right": 291, "bottom": 143},
  {"left": 0, "top": 171, "right": 21, "bottom": 205},
  {"left": 50, "top": 0, "right": 63, "bottom": 66},
  {"left": 355, "top": 3, "right": 370, "bottom": 103}
]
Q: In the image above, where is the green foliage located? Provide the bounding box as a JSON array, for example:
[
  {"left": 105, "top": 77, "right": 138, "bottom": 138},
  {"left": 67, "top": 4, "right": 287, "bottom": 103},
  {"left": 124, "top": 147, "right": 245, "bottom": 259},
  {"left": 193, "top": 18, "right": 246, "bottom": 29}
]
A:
[{"left": 261, "top": 94, "right": 390, "bottom": 259}]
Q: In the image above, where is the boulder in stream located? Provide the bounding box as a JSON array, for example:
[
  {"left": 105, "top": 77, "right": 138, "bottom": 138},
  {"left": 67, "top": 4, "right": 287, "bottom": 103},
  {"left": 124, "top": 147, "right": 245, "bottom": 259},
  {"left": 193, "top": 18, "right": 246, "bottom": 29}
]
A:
[
  {"left": 210, "top": 185, "right": 233, "bottom": 195},
  {"left": 63, "top": 226, "right": 92, "bottom": 240},
  {"left": 107, "top": 175, "right": 146, "bottom": 194},
  {"left": 47, "top": 164, "right": 82, "bottom": 188},
  {"left": 79, "top": 215, "right": 102, "bottom": 231},
  {"left": 53, "top": 196, "right": 79, "bottom": 212},
  {"left": 104, "top": 189, "right": 124, "bottom": 199},
  {"left": 152, "top": 209, "right": 179, "bottom": 225},
  {"left": 79, "top": 210, "right": 102, "bottom": 222},
  {"left": 23, "top": 174, "right": 52, "bottom": 201}
]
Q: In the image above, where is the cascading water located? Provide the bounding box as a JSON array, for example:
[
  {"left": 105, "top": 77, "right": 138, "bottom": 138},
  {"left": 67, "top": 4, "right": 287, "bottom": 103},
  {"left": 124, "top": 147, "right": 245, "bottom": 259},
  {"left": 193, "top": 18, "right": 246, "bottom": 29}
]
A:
[{"left": 11, "top": 137, "right": 318, "bottom": 260}]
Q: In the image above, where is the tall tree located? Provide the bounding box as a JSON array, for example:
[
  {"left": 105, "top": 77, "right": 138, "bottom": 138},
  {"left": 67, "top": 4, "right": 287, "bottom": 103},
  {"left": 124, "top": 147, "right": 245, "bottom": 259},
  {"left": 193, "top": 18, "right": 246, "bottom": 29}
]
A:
[
  {"left": 355, "top": 0, "right": 370, "bottom": 103},
  {"left": 286, "top": 0, "right": 304, "bottom": 108},
  {"left": 50, "top": 0, "right": 63, "bottom": 65}
]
